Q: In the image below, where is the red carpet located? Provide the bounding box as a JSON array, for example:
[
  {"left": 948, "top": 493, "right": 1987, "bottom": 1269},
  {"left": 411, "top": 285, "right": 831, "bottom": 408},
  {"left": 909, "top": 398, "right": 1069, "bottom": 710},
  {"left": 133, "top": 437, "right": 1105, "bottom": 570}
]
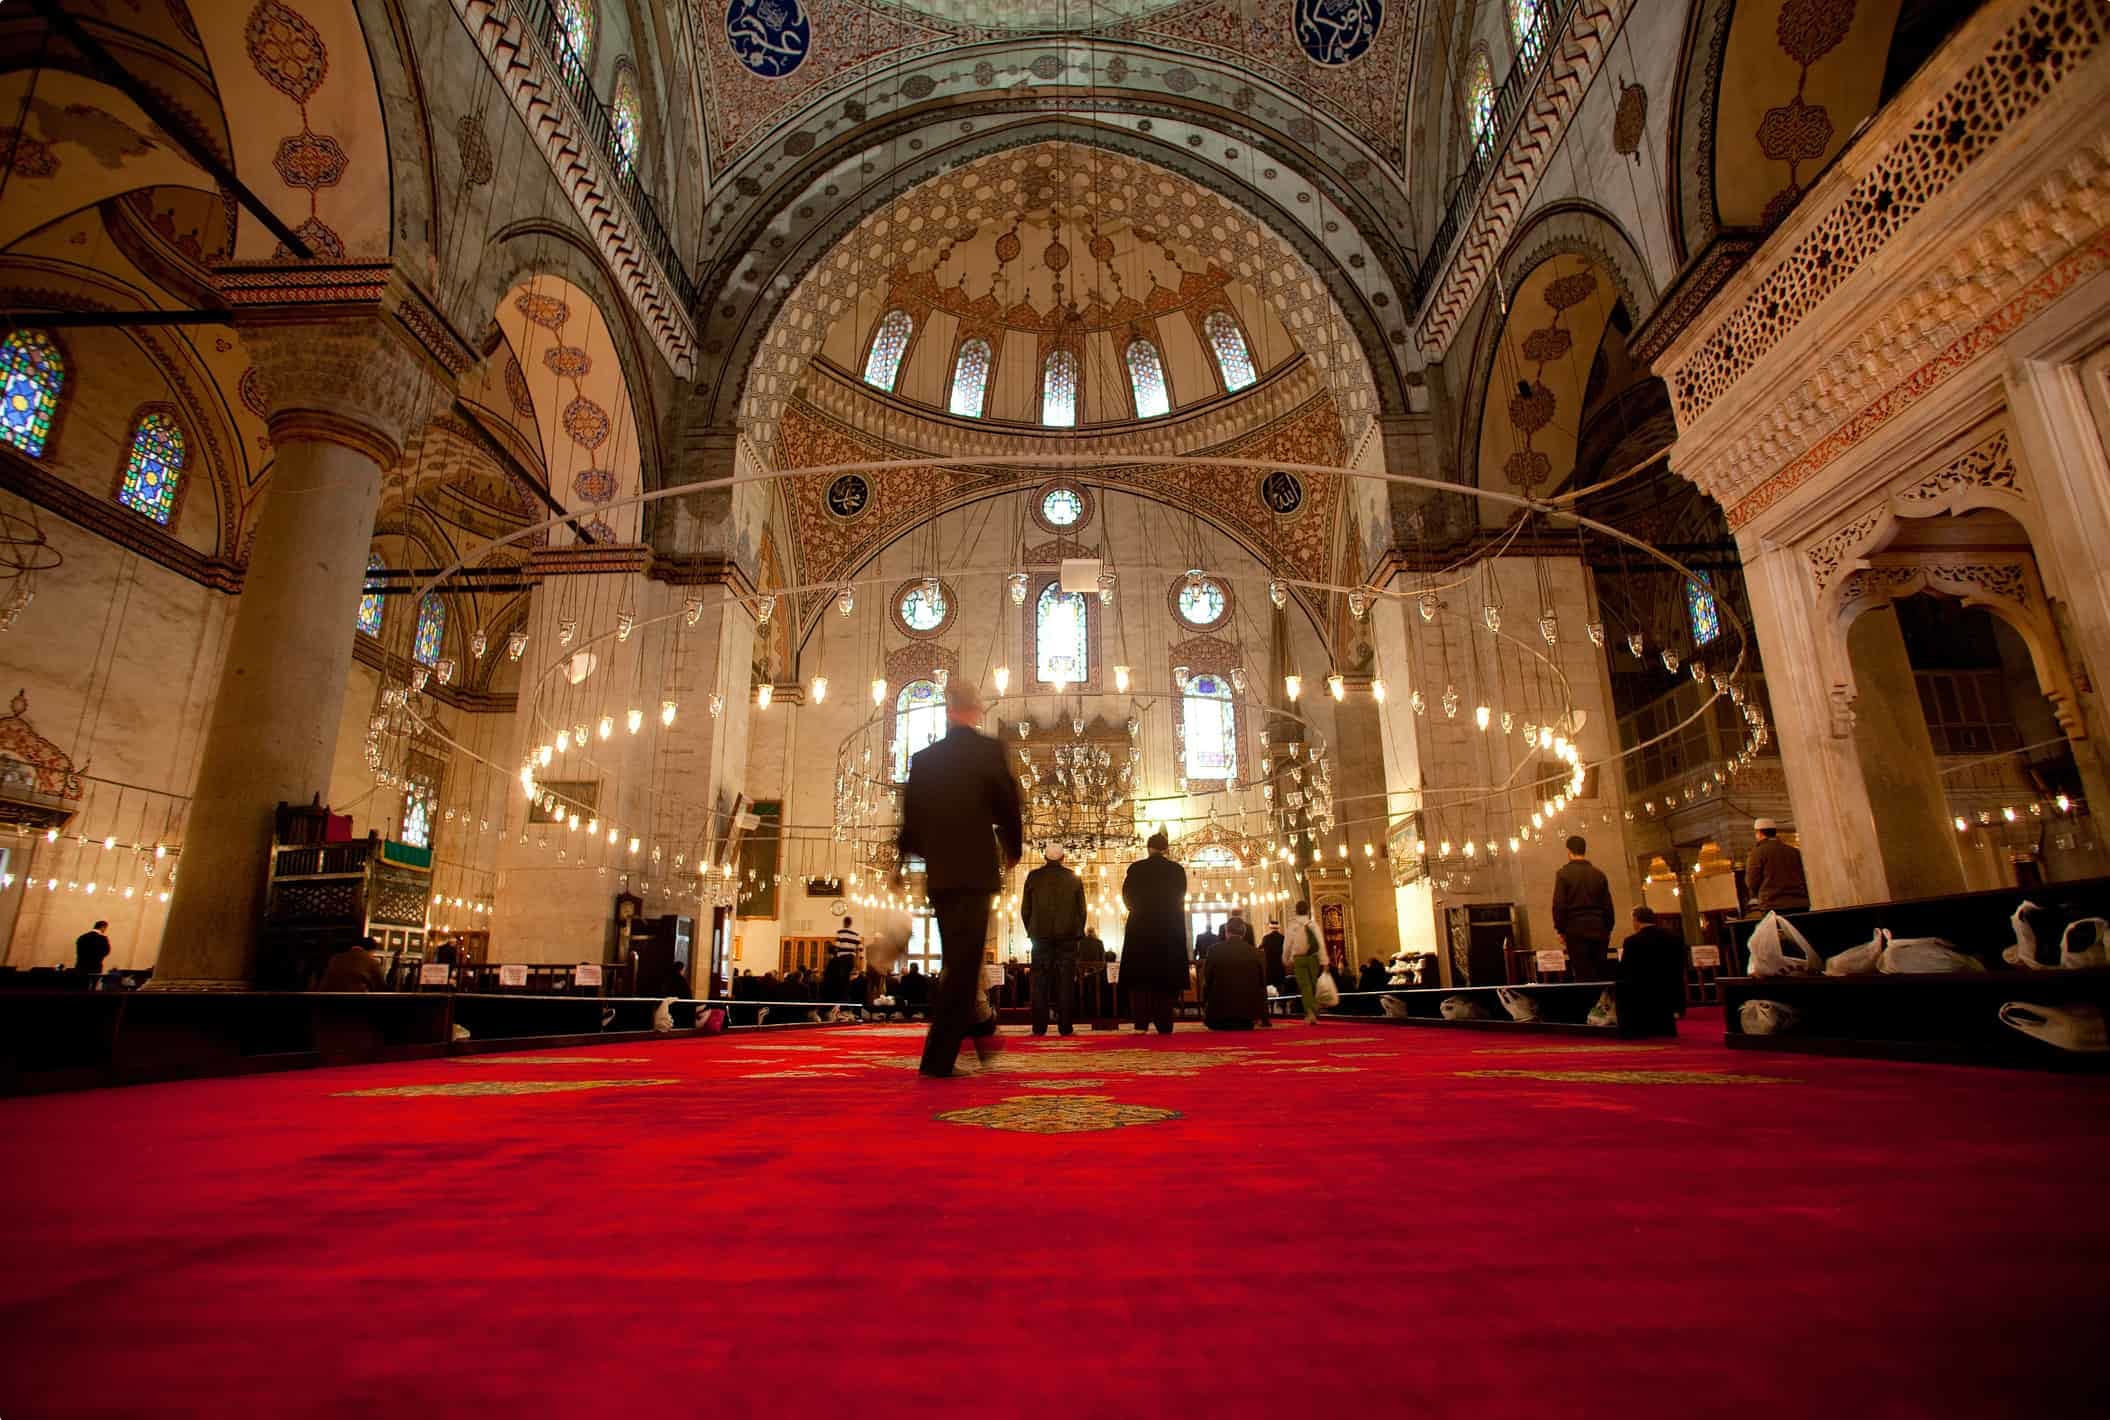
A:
[{"left": 3, "top": 1014, "right": 2106, "bottom": 1418}]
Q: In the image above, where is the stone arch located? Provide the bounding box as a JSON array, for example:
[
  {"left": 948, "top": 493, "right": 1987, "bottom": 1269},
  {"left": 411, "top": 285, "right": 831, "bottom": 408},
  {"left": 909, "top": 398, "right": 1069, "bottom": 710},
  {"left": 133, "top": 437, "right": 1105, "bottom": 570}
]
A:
[{"left": 722, "top": 133, "right": 1393, "bottom": 463}]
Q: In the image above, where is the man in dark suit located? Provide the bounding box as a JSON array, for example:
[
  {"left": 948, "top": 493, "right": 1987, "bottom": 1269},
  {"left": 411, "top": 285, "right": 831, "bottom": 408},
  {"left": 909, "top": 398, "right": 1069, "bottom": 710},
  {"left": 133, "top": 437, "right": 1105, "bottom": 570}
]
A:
[
  {"left": 897, "top": 679, "right": 1023, "bottom": 1077},
  {"left": 1021, "top": 844, "right": 1086, "bottom": 1036},
  {"left": 1201, "top": 925, "right": 1267, "bottom": 1029},
  {"left": 1616, "top": 906, "right": 1688, "bottom": 1038},
  {"left": 1120, "top": 832, "right": 1189, "bottom": 1033},
  {"left": 1552, "top": 835, "right": 1617, "bottom": 980}
]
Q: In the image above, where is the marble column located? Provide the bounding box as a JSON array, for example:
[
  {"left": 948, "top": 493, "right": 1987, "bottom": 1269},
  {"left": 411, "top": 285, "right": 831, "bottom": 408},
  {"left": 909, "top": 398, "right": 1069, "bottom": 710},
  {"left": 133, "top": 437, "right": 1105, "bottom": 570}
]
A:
[
  {"left": 155, "top": 311, "right": 448, "bottom": 987},
  {"left": 1846, "top": 605, "right": 1968, "bottom": 900}
]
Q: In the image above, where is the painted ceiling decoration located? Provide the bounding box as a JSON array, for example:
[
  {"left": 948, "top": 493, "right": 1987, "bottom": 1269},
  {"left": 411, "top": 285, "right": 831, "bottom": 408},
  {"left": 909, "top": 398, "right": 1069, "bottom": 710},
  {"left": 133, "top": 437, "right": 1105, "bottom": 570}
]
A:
[{"left": 739, "top": 140, "right": 1379, "bottom": 458}]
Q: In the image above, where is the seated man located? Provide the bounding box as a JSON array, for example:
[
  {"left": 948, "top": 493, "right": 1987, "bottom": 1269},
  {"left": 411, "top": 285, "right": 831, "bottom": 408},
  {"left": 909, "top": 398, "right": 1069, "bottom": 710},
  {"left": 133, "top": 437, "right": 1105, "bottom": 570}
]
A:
[
  {"left": 318, "top": 936, "right": 387, "bottom": 992},
  {"left": 1616, "top": 907, "right": 1688, "bottom": 1038},
  {"left": 1200, "top": 926, "right": 1268, "bottom": 1030}
]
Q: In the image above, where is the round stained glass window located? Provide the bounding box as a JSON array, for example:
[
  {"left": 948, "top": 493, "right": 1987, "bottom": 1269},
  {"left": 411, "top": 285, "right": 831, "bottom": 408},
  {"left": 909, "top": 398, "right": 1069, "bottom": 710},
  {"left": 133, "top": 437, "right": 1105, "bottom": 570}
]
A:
[
  {"left": 900, "top": 582, "right": 947, "bottom": 631},
  {"left": 1041, "top": 488, "right": 1084, "bottom": 527},
  {"left": 1177, "top": 579, "right": 1227, "bottom": 627}
]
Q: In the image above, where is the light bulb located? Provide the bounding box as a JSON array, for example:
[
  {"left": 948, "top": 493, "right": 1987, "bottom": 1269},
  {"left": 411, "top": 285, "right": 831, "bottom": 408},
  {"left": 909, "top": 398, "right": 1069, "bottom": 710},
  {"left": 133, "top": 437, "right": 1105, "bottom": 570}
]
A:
[
  {"left": 628, "top": 836, "right": 640, "bottom": 854},
  {"left": 586, "top": 817, "right": 598, "bottom": 835},
  {"left": 1410, "top": 688, "right": 1425, "bottom": 715},
  {"left": 837, "top": 585, "right": 855, "bottom": 616},
  {"left": 154, "top": 843, "right": 166, "bottom": 859},
  {"left": 45, "top": 828, "right": 57, "bottom": 843},
  {"left": 1326, "top": 673, "right": 1345, "bottom": 701},
  {"left": 1113, "top": 665, "right": 1130, "bottom": 693},
  {"left": 709, "top": 692, "right": 723, "bottom": 718},
  {"left": 810, "top": 676, "right": 828, "bottom": 704},
  {"left": 626, "top": 707, "right": 643, "bottom": 734},
  {"left": 1475, "top": 704, "right": 1491, "bottom": 731},
  {"left": 1269, "top": 579, "right": 1288, "bottom": 609},
  {"left": 555, "top": 728, "right": 571, "bottom": 753},
  {"left": 993, "top": 666, "right": 1010, "bottom": 694},
  {"left": 1008, "top": 571, "right": 1029, "bottom": 606},
  {"left": 608, "top": 826, "right": 618, "bottom": 844},
  {"left": 1371, "top": 678, "right": 1386, "bottom": 703},
  {"left": 1284, "top": 674, "right": 1302, "bottom": 702},
  {"left": 537, "top": 743, "right": 554, "bottom": 767},
  {"left": 756, "top": 684, "right": 773, "bottom": 710},
  {"left": 871, "top": 678, "right": 888, "bottom": 706}
]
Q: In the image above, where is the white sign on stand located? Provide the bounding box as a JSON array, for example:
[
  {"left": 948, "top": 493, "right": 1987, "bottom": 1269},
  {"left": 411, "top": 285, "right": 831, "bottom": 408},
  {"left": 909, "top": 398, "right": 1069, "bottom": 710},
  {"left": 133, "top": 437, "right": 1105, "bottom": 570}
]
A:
[
  {"left": 498, "top": 963, "right": 528, "bottom": 987},
  {"left": 1535, "top": 950, "right": 1568, "bottom": 974},
  {"left": 573, "top": 963, "right": 603, "bottom": 987},
  {"left": 980, "top": 962, "right": 1005, "bottom": 989},
  {"left": 1690, "top": 945, "right": 1722, "bottom": 968},
  {"left": 418, "top": 962, "right": 451, "bottom": 986}
]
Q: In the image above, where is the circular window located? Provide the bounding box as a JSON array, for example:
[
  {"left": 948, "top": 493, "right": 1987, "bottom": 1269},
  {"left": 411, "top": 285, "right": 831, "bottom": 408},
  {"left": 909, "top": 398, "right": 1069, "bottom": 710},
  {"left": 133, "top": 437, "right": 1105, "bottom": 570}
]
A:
[
  {"left": 1259, "top": 469, "right": 1305, "bottom": 517},
  {"left": 891, "top": 578, "right": 956, "bottom": 638},
  {"left": 1173, "top": 576, "right": 1232, "bottom": 630},
  {"left": 824, "top": 473, "right": 872, "bottom": 521},
  {"left": 1042, "top": 488, "right": 1083, "bottom": 527}
]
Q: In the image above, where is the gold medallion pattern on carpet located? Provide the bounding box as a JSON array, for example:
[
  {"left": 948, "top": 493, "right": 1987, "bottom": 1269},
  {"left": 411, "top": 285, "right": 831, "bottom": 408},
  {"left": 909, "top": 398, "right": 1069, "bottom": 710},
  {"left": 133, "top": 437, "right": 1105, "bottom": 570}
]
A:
[
  {"left": 1453, "top": 1069, "right": 1794, "bottom": 1086},
  {"left": 937, "top": 1094, "right": 1181, "bottom": 1133},
  {"left": 850, "top": 1045, "right": 1262, "bottom": 1078},
  {"left": 335, "top": 1078, "right": 681, "bottom": 1097},
  {"left": 450, "top": 1055, "right": 654, "bottom": 1064}
]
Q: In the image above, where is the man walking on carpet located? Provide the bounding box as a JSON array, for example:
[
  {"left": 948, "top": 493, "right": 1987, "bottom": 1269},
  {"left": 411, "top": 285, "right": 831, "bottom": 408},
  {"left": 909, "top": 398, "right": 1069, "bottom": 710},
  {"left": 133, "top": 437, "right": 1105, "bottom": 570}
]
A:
[
  {"left": 897, "top": 679, "right": 1023, "bottom": 1077},
  {"left": 1021, "top": 844, "right": 1086, "bottom": 1036}
]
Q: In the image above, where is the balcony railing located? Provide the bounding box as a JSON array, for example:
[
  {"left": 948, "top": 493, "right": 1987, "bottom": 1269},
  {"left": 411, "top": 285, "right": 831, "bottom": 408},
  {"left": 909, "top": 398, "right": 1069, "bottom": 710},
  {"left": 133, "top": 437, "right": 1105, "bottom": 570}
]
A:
[
  {"left": 509, "top": 0, "right": 699, "bottom": 311},
  {"left": 1409, "top": 0, "right": 1577, "bottom": 313}
]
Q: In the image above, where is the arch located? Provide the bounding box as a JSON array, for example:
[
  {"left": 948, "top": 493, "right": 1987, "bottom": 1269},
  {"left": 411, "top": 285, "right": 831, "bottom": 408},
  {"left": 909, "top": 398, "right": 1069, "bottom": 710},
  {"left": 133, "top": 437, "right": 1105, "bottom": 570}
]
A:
[
  {"left": 891, "top": 679, "right": 947, "bottom": 782},
  {"left": 357, "top": 551, "right": 386, "bottom": 637},
  {"left": 1034, "top": 581, "right": 1091, "bottom": 685},
  {"left": 862, "top": 309, "right": 915, "bottom": 393},
  {"left": 611, "top": 60, "right": 643, "bottom": 171},
  {"left": 554, "top": 0, "right": 596, "bottom": 70},
  {"left": 1202, "top": 308, "right": 1258, "bottom": 394},
  {"left": 1124, "top": 338, "right": 1170, "bottom": 420},
  {"left": 1041, "top": 349, "right": 1080, "bottom": 428},
  {"left": 715, "top": 129, "right": 1400, "bottom": 462},
  {"left": 0, "top": 328, "right": 66, "bottom": 458},
  {"left": 1508, "top": 0, "right": 1547, "bottom": 52},
  {"left": 413, "top": 591, "right": 447, "bottom": 667},
  {"left": 115, "top": 407, "right": 187, "bottom": 525},
  {"left": 947, "top": 337, "right": 994, "bottom": 419},
  {"left": 1464, "top": 50, "right": 1497, "bottom": 150},
  {"left": 1180, "top": 672, "right": 1239, "bottom": 784}
]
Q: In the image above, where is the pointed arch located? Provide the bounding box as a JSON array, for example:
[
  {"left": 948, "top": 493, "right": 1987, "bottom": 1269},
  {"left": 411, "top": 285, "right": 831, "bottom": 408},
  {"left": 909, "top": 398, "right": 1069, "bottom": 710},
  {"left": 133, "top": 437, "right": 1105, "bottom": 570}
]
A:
[
  {"left": 357, "top": 553, "right": 386, "bottom": 637},
  {"left": 0, "top": 328, "right": 65, "bottom": 458},
  {"left": 413, "top": 592, "right": 447, "bottom": 666},
  {"left": 1035, "top": 581, "right": 1090, "bottom": 684},
  {"left": 611, "top": 60, "right": 643, "bottom": 170},
  {"left": 1202, "top": 309, "right": 1258, "bottom": 393},
  {"left": 1465, "top": 51, "right": 1497, "bottom": 150},
  {"left": 1125, "top": 338, "right": 1171, "bottom": 419},
  {"left": 862, "top": 309, "right": 914, "bottom": 392},
  {"left": 1041, "top": 348, "right": 1079, "bottom": 427},
  {"left": 114, "top": 408, "right": 186, "bottom": 525},
  {"left": 948, "top": 336, "right": 993, "bottom": 418}
]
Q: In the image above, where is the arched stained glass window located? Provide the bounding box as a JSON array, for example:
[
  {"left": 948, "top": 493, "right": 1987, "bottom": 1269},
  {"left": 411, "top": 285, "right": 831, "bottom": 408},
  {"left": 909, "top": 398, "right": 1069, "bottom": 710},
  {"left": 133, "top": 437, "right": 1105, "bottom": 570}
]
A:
[
  {"left": 1035, "top": 582, "right": 1089, "bottom": 685},
  {"left": 1041, "top": 348, "right": 1078, "bottom": 427},
  {"left": 1688, "top": 571, "right": 1722, "bottom": 647},
  {"left": 893, "top": 680, "right": 946, "bottom": 782},
  {"left": 1203, "top": 310, "right": 1257, "bottom": 393},
  {"left": 553, "top": 0, "right": 594, "bottom": 64},
  {"left": 400, "top": 790, "right": 433, "bottom": 849},
  {"left": 1510, "top": 0, "right": 1543, "bottom": 51},
  {"left": 116, "top": 410, "right": 184, "bottom": 525},
  {"left": 1126, "top": 338, "right": 1170, "bottom": 419},
  {"left": 1, "top": 327, "right": 64, "bottom": 458},
  {"left": 948, "top": 337, "right": 992, "bottom": 418},
  {"left": 1466, "top": 55, "right": 1496, "bottom": 148},
  {"left": 414, "top": 592, "right": 446, "bottom": 666},
  {"left": 611, "top": 63, "right": 642, "bottom": 169},
  {"left": 356, "top": 553, "right": 385, "bottom": 637},
  {"left": 1182, "top": 674, "right": 1237, "bottom": 781},
  {"left": 863, "top": 309, "right": 913, "bottom": 392}
]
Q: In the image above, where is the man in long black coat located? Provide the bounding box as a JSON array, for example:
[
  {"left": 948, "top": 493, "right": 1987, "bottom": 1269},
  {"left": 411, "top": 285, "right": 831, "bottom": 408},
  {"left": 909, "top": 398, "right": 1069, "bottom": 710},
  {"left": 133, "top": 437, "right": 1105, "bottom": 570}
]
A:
[
  {"left": 1201, "top": 929, "right": 1267, "bottom": 1029},
  {"left": 1120, "top": 832, "right": 1188, "bottom": 1034},
  {"left": 897, "top": 680, "right": 1023, "bottom": 1077},
  {"left": 1616, "top": 906, "right": 1688, "bottom": 1038},
  {"left": 1021, "top": 844, "right": 1087, "bottom": 1035}
]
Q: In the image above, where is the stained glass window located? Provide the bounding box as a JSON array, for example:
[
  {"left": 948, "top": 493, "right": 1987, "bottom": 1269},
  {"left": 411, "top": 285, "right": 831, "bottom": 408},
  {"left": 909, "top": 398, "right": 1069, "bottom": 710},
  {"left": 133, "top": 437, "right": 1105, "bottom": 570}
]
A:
[
  {"left": 1688, "top": 571, "right": 1722, "bottom": 647},
  {"left": 948, "top": 338, "right": 992, "bottom": 417},
  {"left": 357, "top": 553, "right": 385, "bottom": 637},
  {"left": 1182, "top": 675, "right": 1237, "bottom": 781},
  {"left": 1036, "top": 582, "right": 1089, "bottom": 684},
  {"left": 1041, "top": 348, "right": 1078, "bottom": 427},
  {"left": 893, "top": 680, "right": 946, "bottom": 782},
  {"left": 611, "top": 63, "right": 641, "bottom": 170},
  {"left": 554, "top": 0, "right": 593, "bottom": 64},
  {"left": 1, "top": 328, "right": 64, "bottom": 458},
  {"left": 900, "top": 581, "right": 947, "bottom": 632},
  {"left": 1125, "top": 338, "right": 1170, "bottom": 419},
  {"left": 1510, "top": 0, "right": 1543, "bottom": 50},
  {"left": 1204, "top": 310, "right": 1257, "bottom": 393},
  {"left": 863, "top": 309, "right": 913, "bottom": 392},
  {"left": 116, "top": 410, "right": 184, "bottom": 525},
  {"left": 1467, "top": 55, "right": 1496, "bottom": 147},
  {"left": 414, "top": 592, "right": 446, "bottom": 666},
  {"left": 1178, "top": 578, "right": 1226, "bottom": 627},
  {"left": 1041, "top": 487, "right": 1083, "bottom": 527},
  {"left": 400, "top": 790, "right": 433, "bottom": 849}
]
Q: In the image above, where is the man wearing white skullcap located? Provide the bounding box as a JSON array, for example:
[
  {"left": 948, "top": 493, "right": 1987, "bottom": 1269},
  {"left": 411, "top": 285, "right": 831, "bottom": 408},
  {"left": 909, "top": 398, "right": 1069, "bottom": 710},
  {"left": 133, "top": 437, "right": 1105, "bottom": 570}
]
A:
[
  {"left": 1746, "top": 817, "right": 1809, "bottom": 914},
  {"left": 1020, "top": 843, "right": 1086, "bottom": 1035}
]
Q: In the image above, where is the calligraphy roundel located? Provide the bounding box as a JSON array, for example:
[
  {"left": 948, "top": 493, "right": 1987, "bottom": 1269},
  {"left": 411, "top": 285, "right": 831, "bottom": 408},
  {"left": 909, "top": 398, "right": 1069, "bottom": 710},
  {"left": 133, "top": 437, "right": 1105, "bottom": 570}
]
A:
[
  {"left": 1292, "top": 0, "right": 1382, "bottom": 66},
  {"left": 824, "top": 472, "right": 871, "bottom": 522},
  {"left": 726, "top": 0, "right": 810, "bottom": 78}
]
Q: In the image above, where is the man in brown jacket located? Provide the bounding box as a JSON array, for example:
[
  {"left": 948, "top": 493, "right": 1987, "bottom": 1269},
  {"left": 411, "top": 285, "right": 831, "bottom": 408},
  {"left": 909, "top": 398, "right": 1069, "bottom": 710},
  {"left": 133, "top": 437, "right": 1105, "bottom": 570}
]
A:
[{"left": 1745, "top": 819, "right": 1810, "bottom": 914}]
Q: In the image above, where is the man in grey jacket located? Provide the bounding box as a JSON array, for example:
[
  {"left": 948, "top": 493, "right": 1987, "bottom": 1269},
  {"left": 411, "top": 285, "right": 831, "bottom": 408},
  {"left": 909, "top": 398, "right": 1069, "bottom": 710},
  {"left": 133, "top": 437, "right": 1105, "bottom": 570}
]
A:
[{"left": 1021, "top": 844, "right": 1087, "bottom": 1036}]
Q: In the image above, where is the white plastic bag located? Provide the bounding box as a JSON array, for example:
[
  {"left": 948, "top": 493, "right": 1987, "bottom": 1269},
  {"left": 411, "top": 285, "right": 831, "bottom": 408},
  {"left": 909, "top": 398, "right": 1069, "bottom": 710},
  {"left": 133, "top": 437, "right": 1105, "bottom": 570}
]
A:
[
  {"left": 2003, "top": 900, "right": 2050, "bottom": 969},
  {"left": 1999, "top": 1001, "right": 2109, "bottom": 1053},
  {"left": 1878, "top": 932, "right": 1983, "bottom": 974},
  {"left": 2059, "top": 918, "right": 2109, "bottom": 970},
  {"left": 1586, "top": 989, "right": 1618, "bottom": 1028},
  {"left": 1739, "top": 999, "right": 1801, "bottom": 1035},
  {"left": 1825, "top": 937, "right": 1884, "bottom": 975},
  {"left": 652, "top": 998, "right": 675, "bottom": 1033},
  {"left": 1314, "top": 970, "right": 1341, "bottom": 1008},
  {"left": 1747, "top": 912, "right": 1821, "bottom": 976},
  {"left": 1496, "top": 986, "right": 1539, "bottom": 1022},
  {"left": 1380, "top": 995, "right": 1410, "bottom": 1019},
  {"left": 1439, "top": 995, "right": 1487, "bottom": 1021}
]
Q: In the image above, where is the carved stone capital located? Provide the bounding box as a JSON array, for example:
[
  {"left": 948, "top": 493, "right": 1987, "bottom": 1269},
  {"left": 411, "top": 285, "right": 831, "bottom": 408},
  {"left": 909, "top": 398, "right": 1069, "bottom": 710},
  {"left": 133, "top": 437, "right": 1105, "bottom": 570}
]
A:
[{"left": 215, "top": 262, "right": 477, "bottom": 469}]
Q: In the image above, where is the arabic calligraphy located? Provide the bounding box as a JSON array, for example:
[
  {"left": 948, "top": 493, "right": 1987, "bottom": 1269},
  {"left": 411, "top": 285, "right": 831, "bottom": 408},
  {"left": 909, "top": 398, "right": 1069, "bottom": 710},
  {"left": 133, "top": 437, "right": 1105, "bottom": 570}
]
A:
[
  {"left": 726, "top": 0, "right": 810, "bottom": 78},
  {"left": 1293, "top": 0, "right": 1382, "bottom": 66},
  {"left": 825, "top": 472, "right": 871, "bottom": 520},
  {"left": 1260, "top": 469, "right": 1305, "bottom": 516}
]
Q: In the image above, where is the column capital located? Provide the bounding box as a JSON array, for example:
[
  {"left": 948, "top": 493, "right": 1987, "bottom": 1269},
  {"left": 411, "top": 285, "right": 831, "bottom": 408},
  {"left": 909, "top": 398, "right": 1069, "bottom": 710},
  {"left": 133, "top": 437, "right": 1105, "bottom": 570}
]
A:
[{"left": 214, "top": 262, "right": 478, "bottom": 469}]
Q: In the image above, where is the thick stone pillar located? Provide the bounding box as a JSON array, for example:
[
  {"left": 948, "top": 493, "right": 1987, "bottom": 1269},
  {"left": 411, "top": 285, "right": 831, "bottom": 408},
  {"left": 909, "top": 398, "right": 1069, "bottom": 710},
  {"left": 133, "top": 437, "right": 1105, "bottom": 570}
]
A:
[
  {"left": 155, "top": 266, "right": 469, "bottom": 986},
  {"left": 1846, "top": 606, "right": 1968, "bottom": 900}
]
